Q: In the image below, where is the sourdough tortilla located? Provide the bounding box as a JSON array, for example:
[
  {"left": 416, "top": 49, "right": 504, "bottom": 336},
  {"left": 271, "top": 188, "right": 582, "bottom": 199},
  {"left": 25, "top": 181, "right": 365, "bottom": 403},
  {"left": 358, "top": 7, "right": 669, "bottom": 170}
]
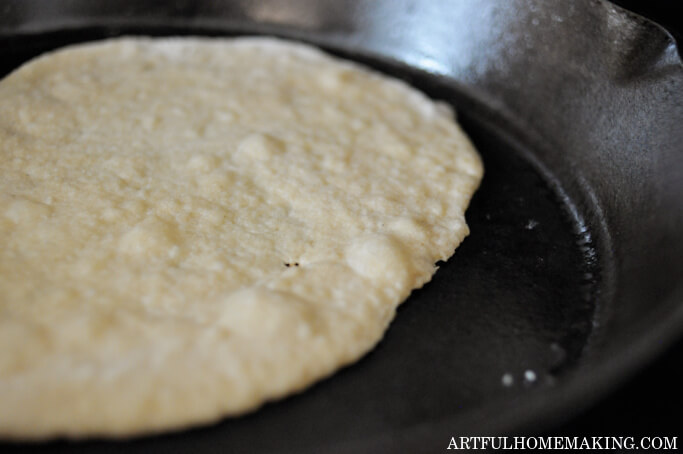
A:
[{"left": 0, "top": 37, "right": 482, "bottom": 438}]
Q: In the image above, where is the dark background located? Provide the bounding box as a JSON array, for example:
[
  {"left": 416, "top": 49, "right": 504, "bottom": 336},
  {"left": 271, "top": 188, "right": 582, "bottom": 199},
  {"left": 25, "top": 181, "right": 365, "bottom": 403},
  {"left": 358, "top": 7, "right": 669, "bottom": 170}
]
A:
[
  {"left": 558, "top": 0, "right": 682, "bottom": 437},
  {"left": 559, "top": 337, "right": 682, "bottom": 436}
]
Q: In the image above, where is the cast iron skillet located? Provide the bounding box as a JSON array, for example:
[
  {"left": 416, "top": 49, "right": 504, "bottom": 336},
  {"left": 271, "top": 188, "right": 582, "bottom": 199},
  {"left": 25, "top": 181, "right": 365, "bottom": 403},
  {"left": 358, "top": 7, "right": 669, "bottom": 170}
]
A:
[{"left": 1, "top": 1, "right": 681, "bottom": 452}]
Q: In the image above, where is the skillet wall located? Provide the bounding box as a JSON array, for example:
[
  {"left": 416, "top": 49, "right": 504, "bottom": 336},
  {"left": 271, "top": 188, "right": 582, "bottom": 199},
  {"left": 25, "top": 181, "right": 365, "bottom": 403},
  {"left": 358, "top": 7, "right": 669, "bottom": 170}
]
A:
[{"left": 1, "top": 0, "right": 682, "bottom": 405}]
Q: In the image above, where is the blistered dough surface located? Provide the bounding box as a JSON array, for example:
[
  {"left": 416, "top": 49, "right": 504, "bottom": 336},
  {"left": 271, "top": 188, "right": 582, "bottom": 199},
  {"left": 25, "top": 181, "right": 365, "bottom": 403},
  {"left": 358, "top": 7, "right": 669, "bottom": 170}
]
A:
[{"left": 0, "top": 37, "right": 482, "bottom": 438}]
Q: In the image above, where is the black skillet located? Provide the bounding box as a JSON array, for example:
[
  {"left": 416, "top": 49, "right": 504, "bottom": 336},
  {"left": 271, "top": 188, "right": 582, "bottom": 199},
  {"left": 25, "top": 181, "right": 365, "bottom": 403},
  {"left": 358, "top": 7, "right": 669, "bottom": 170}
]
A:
[{"left": 1, "top": 1, "right": 681, "bottom": 452}]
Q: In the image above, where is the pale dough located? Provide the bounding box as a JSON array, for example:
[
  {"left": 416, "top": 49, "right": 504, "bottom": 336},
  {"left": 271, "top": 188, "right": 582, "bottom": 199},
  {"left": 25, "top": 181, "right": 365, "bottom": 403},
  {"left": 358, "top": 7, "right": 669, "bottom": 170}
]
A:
[{"left": 0, "top": 37, "right": 483, "bottom": 439}]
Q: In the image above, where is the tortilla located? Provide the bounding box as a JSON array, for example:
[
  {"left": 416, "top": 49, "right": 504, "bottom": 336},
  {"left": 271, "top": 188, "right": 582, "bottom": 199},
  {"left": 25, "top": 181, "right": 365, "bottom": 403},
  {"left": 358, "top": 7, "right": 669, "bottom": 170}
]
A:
[{"left": 0, "top": 37, "right": 482, "bottom": 438}]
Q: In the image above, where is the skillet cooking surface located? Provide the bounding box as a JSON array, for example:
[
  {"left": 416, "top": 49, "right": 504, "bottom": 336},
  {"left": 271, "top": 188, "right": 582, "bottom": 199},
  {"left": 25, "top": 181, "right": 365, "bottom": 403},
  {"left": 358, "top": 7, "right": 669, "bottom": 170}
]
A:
[
  {"left": 0, "top": 27, "right": 598, "bottom": 452},
  {"left": 1, "top": 1, "right": 681, "bottom": 452}
]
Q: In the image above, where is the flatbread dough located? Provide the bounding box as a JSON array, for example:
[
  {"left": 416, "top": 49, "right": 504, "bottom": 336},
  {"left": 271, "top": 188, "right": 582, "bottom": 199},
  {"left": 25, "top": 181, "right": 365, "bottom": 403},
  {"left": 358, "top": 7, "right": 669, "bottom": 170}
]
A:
[{"left": 0, "top": 37, "right": 482, "bottom": 439}]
